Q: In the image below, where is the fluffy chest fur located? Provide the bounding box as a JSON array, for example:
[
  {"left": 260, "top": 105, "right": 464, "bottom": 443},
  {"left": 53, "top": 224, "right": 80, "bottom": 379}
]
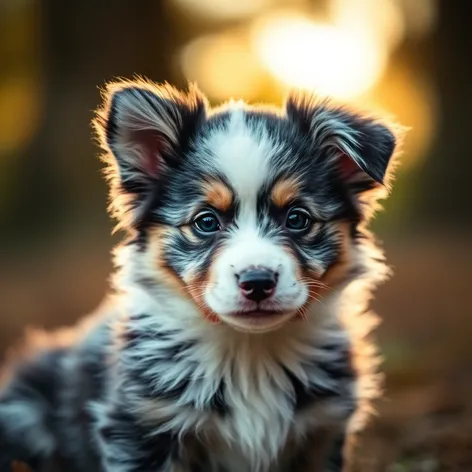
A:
[{"left": 110, "top": 275, "right": 355, "bottom": 472}]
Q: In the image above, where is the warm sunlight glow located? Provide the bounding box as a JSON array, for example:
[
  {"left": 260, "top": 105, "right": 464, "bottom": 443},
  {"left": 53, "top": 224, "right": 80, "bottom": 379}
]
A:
[
  {"left": 374, "top": 66, "right": 437, "bottom": 169},
  {"left": 0, "top": 79, "right": 39, "bottom": 154},
  {"left": 251, "top": 13, "right": 386, "bottom": 100},
  {"left": 329, "top": 0, "right": 405, "bottom": 53},
  {"left": 180, "top": 34, "right": 264, "bottom": 100},
  {"left": 171, "top": 0, "right": 272, "bottom": 21}
]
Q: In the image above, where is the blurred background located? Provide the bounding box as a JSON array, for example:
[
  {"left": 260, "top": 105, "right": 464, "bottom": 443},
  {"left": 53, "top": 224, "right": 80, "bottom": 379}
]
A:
[{"left": 0, "top": 0, "right": 471, "bottom": 470}]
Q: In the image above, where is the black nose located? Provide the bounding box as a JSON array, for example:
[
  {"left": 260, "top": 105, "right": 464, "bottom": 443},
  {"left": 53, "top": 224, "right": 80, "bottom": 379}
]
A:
[{"left": 237, "top": 268, "right": 277, "bottom": 302}]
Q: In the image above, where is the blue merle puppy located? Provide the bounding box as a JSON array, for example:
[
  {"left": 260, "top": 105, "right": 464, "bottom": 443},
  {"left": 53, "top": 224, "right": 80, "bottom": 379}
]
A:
[{"left": 0, "top": 79, "right": 399, "bottom": 472}]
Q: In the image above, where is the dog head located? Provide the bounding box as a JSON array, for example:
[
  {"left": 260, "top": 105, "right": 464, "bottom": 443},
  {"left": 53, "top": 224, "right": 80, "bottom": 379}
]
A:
[{"left": 95, "top": 80, "right": 397, "bottom": 333}]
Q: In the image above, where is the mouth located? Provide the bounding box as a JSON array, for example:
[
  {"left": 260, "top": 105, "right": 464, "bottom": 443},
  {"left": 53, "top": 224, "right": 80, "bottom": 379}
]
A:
[
  {"left": 220, "top": 309, "right": 296, "bottom": 333},
  {"left": 232, "top": 309, "right": 287, "bottom": 318}
]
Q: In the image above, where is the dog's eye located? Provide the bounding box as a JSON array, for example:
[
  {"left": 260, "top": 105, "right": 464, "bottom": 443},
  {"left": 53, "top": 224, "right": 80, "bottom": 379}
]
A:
[
  {"left": 193, "top": 212, "right": 221, "bottom": 234},
  {"left": 286, "top": 208, "right": 312, "bottom": 231}
]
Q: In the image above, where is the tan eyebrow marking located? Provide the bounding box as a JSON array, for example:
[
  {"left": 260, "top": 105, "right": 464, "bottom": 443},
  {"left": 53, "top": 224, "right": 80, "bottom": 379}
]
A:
[
  {"left": 203, "top": 180, "right": 233, "bottom": 212},
  {"left": 271, "top": 177, "right": 300, "bottom": 207}
]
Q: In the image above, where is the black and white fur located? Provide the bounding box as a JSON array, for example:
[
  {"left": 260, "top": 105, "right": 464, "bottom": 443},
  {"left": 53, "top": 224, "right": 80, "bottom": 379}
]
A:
[{"left": 0, "top": 79, "right": 399, "bottom": 472}]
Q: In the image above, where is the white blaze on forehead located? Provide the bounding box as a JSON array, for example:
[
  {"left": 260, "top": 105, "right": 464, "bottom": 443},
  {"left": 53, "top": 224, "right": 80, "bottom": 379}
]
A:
[{"left": 207, "top": 107, "right": 276, "bottom": 226}]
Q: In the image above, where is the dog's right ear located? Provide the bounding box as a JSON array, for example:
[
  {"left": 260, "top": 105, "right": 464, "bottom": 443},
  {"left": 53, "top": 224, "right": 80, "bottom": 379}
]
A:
[
  {"left": 285, "top": 92, "right": 397, "bottom": 193},
  {"left": 94, "top": 80, "right": 207, "bottom": 228}
]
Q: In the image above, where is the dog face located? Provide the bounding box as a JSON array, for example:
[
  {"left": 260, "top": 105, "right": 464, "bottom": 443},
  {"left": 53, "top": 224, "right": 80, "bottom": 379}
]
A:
[{"left": 95, "top": 81, "right": 396, "bottom": 333}]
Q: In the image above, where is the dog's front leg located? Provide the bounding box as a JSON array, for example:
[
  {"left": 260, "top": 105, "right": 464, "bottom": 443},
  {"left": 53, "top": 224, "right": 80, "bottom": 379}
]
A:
[{"left": 96, "top": 405, "right": 184, "bottom": 472}]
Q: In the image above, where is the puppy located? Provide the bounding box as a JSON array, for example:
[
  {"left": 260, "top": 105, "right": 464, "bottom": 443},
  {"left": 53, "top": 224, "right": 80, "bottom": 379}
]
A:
[{"left": 0, "top": 79, "right": 399, "bottom": 472}]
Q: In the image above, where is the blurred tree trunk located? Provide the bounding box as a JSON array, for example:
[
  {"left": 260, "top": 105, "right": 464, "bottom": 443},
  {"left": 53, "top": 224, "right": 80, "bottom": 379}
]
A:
[{"left": 415, "top": 0, "right": 472, "bottom": 229}]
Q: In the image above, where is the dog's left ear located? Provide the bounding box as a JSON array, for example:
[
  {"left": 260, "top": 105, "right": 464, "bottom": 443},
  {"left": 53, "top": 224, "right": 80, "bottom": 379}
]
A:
[
  {"left": 285, "top": 93, "right": 397, "bottom": 193},
  {"left": 94, "top": 80, "right": 207, "bottom": 228}
]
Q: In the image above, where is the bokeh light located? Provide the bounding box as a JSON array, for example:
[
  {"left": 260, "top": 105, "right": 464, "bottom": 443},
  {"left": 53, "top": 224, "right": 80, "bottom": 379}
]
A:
[
  {"left": 329, "top": 0, "right": 405, "bottom": 53},
  {"left": 180, "top": 33, "right": 265, "bottom": 100},
  {"left": 171, "top": 0, "right": 273, "bottom": 21},
  {"left": 372, "top": 66, "right": 438, "bottom": 170},
  {"left": 251, "top": 11, "right": 386, "bottom": 99},
  {"left": 0, "top": 78, "right": 39, "bottom": 154}
]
